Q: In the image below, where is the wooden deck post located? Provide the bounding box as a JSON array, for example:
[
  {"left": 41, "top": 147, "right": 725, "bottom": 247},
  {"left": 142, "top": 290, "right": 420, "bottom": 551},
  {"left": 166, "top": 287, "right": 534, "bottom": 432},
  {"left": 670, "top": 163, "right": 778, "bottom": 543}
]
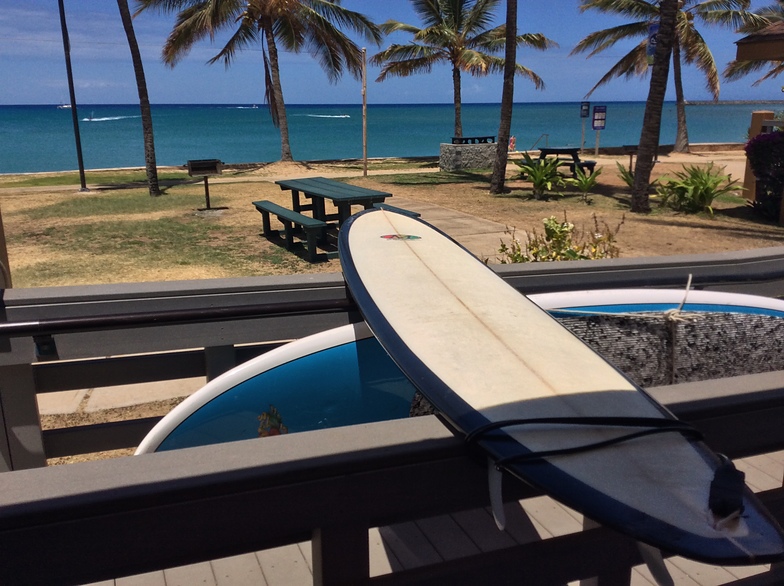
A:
[
  {"left": 204, "top": 345, "right": 236, "bottom": 381},
  {"left": 312, "top": 526, "right": 369, "bottom": 586},
  {"left": 0, "top": 363, "right": 46, "bottom": 471}
]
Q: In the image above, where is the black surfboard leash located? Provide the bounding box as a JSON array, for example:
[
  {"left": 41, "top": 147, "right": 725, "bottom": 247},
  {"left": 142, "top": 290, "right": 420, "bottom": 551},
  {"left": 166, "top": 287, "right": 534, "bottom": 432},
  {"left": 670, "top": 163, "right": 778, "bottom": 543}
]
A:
[{"left": 465, "top": 415, "right": 746, "bottom": 519}]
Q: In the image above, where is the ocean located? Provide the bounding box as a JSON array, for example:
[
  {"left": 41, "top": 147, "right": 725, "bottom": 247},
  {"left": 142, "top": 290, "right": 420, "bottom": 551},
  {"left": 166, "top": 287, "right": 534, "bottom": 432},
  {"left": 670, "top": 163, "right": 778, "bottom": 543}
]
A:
[{"left": 1, "top": 101, "right": 782, "bottom": 174}]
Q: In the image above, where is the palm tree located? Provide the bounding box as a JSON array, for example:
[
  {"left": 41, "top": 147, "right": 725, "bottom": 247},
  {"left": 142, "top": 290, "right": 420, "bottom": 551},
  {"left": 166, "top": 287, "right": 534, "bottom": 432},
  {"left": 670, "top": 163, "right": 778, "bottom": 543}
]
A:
[
  {"left": 724, "top": 2, "right": 784, "bottom": 85},
  {"left": 136, "top": 0, "right": 382, "bottom": 162},
  {"left": 370, "top": 0, "right": 555, "bottom": 138},
  {"left": 489, "top": 0, "right": 517, "bottom": 194},
  {"left": 633, "top": 0, "right": 679, "bottom": 212},
  {"left": 572, "top": 0, "right": 757, "bottom": 153},
  {"left": 118, "top": 0, "right": 161, "bottom": 197}
]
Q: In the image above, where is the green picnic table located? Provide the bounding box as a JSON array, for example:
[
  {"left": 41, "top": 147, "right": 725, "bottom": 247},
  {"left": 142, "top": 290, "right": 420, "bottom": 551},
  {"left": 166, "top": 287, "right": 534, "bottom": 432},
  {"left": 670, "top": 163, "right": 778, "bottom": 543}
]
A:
[{"left": 275, "top": 177, "right": 392, "bottom": 227}]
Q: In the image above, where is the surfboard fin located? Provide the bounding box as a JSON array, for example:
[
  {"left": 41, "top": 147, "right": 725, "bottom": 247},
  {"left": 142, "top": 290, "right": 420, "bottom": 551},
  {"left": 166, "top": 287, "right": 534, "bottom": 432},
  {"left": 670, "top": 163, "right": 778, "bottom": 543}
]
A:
[
  {"left": 637, "top": 541, "right": 674, "bottom": 586},
  {"left": 488, "top": 459, "right": 506, "bottom": 530},
  {"left": 709, "top": 456, "right": 745, "bottom": 520}
]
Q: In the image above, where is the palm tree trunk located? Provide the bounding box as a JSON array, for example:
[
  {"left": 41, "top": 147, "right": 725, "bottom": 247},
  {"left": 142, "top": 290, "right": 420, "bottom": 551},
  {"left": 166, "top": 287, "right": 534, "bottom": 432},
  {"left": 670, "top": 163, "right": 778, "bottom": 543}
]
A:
[
  {"left": 452, "top": 66, "right": 463, "bottom": 138},
  {"left": 632, "top": 0, "right": 678, "bottom": 213},
  {"left": 672, "top": 39, "right": 690, "bottom": 153},
  {"left": 490, "top": 0, "right": 517, "bottom": 194},
  {"left": 117, "top": 0, "right": 160, "bottom": 196},
  {"left": 263, "top": 23, "right": 293, "bottom": 162}
]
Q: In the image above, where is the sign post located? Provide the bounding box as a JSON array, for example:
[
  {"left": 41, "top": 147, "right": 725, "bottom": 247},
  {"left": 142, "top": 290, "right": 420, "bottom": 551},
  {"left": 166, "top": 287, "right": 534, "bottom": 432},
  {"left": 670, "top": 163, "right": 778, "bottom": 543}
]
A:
[
  {"left": 580, "top": 101, "right": 590, "bottom": 153},
  {"left": 592, "top": 105, "right": 607, "bottom": 156}
]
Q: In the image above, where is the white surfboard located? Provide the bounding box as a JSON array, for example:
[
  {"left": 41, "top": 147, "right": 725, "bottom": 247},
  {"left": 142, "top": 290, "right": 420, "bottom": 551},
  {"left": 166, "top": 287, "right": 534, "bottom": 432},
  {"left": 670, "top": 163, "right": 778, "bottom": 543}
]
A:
[{"left": 338, "top": 208, "right": 784, "bottom": 564}]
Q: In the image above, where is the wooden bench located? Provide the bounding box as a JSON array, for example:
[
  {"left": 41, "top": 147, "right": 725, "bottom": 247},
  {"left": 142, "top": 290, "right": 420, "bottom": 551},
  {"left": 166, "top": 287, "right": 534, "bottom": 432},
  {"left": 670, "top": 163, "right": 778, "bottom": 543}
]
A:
[
  {"left": 252, "top": 200, "right": 327, "bottom": 262},
  {"left": 566, "top": 160, "right": 597, "bottom": 176}
]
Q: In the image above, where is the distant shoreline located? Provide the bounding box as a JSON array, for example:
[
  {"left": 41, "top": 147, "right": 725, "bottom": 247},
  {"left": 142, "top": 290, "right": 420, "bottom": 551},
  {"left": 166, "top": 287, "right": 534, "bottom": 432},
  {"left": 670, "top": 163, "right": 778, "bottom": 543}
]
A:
[
  {"left": 686, "top": 100, "right": 784, "bottom": 106},
  {"left": 5, "top": 100, "right": 784, "bottom": 108}
]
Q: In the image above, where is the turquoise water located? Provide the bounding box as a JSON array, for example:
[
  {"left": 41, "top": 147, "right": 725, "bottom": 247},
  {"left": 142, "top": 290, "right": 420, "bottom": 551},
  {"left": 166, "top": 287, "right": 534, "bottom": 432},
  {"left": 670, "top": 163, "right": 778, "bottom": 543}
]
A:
[{"left": 2, "top": 101, "right": 782, "bottom": 174}]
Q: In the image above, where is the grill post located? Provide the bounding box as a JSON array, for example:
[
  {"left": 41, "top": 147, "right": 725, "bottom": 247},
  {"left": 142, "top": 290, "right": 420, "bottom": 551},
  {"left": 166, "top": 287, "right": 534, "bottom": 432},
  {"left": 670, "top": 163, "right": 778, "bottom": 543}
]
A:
[{"left": 186, "top": 159, "right": 225, "bottom": 210}]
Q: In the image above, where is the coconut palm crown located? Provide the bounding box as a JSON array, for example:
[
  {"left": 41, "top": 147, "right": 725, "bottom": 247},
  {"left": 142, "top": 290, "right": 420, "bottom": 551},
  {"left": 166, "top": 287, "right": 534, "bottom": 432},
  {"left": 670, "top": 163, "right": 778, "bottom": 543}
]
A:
[
  {"left": 724, "top": 1, "right": 784, "bottom": 85},
  {"left": 135, "top": 0, "right": 382, "bottom": 162},
  {"left": 572, "top": 0, "right": 759, "bottom": 152},
  {"left": 370, "top": 0, "right": 556, "bottom": 138}
]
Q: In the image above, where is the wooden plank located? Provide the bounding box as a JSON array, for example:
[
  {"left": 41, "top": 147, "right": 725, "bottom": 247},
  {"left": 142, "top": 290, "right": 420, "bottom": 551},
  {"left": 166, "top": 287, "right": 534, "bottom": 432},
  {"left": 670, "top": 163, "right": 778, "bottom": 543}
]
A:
[
  {"left": 495, "top": 501, "right": 545, "bottom": 545},
  {"left": 668, "top": 557, "right": 748, "bottom": 586},
  {"left": 736, "top": 457, "right": 783, "bottom": 492},
  {"left": 415, "top": 514, "right": 481, "bottom": 560},
  {"left": 520, "top": 496, "right": 583, "bottom": 539},
  {"left": 632, "top": 561, "right": 699, "bottom": 586},
  {"left": 210, "top": 553, "right": 268, "bottom": 586},
  {"left": 296, "top": 541, "right": 313, "bottom": 574},
  {"left": 163, "top": 561, "right": 216, "bottom": 586},
  {"left": 721, "top": 564, "right": 774, "bottom": 582},
  {"left": 256, "top": 544, "right": 312, "bottom": 586},
  {"left": 114, "top": 571, "right": 166, "bottom": 586},
  {"left": 377, "top": 522, "right": 443, "bottom": 569},
  {"left": 450, "top": 508, "right": 518, "bottom": 552},
  {"left": 370, "top": 527, "right": 401, "bottom": 576}
]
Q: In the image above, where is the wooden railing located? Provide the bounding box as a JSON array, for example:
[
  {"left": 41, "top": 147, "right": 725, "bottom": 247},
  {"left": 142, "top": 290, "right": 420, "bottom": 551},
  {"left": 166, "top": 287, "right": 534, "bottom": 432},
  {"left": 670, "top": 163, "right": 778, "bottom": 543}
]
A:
[
  {"left": 2, "top": 248, "right": 784, "bottom": 468},
  {"left": 0, "top": 372, "right": 783, "bottom": 585},
  {"left": 1, "top": 247, "right": 784, "bottom": 584}
]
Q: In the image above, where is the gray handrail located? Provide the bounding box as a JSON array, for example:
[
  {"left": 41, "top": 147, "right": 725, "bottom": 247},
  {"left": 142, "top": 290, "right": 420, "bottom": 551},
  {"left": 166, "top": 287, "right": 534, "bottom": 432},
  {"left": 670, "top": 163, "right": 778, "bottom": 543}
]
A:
[{"left": 529, "top": 133, "right": 549, "bottom": 150}]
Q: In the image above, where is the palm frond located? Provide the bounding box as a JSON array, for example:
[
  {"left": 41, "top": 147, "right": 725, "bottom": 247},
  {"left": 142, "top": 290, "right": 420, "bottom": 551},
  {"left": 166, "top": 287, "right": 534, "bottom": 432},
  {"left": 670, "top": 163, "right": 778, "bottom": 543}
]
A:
[
  {"left": 583, "top": 42, "right": 649, "bottom": 97},
  {"left": 207, "top": 14, "right": 259, "bottom": 67},
  {"left": 133, "top": 0, "right": 204, "bottom": 18},
  {"left": 378, "top": 20, "right": 424, "bottom": 35},
  {"left": 410, "top": 0, "right": 445, "bottom": 28},
  {"left": 579, "top": 0, "right": 658, "bottom": 20},
  {"left": 724, "top": 58, "right": 784, "bottom": 84},
  {"left": 306, "top": 0, "right": 383, "bottom": 45},
  {"left": 374, "top": 53, "right": 445, "bottom": 81},
  {"left": 517, "top": 32, "right": 559, "bottom": 51},
  {"left": 461, "top": 0, "right": 502, "bottom": 38},
  {"left": 570, "top": 22, "right": 648, "bottom": 57}
]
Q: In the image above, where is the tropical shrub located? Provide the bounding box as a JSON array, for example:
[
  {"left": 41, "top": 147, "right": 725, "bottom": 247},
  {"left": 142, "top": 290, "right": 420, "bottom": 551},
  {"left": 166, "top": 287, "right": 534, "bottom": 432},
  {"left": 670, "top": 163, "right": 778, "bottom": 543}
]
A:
[
  {"left": 497, "top": 214, "right": 623, "bottom": 263},
  {"left": 655, "top": 163, "right": 739, "bottom": 216},
  {"left": 616, "top": 161, "right": 635, "bottom": 188},
  {"left": 745, "top": 130, "right": 784, "bottom": 221},
  {"left": 564, "top": 165, "right": 602, "bottom": 203},
  {"left": 514, "top": 153, "right": 563, "bottom": 200},
  {"left": 615, "top": 161, "right": 658, "bottom": 192}
]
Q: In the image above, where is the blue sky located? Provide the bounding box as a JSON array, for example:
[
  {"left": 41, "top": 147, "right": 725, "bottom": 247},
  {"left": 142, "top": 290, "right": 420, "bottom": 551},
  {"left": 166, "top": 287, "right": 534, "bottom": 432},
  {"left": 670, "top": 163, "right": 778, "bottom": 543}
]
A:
[{"left": 1, "top": 0, "right": 781, "bottom": 105}]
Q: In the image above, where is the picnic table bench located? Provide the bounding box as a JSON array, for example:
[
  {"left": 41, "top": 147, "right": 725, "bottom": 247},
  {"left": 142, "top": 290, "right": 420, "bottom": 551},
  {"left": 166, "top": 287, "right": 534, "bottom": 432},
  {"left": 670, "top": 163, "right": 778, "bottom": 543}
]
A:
[
  {"left": 538, "top": 147, "right": 596, "bottom": 177},
  {"left": 252, "top": 200, "right": 326, "bottom": 262},
  {"left": 253, "top": 177, "right": 402, "bottom": 262}
]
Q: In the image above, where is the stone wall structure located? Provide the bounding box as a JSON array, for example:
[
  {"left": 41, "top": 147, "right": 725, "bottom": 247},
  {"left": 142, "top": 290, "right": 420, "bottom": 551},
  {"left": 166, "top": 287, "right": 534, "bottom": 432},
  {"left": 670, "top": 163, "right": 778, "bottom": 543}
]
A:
[{"left": 439, "top": 142, "right": 497, "bottom": 171}]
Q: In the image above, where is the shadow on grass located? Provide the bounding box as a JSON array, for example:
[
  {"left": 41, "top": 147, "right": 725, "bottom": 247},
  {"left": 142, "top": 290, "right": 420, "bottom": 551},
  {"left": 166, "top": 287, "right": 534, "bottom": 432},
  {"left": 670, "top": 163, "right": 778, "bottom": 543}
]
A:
[
  {"left": 376, "top": 169, "right": 490, "bottom": 187},
  {"left": 90, "top": 178, "right": 198, "bottom": 194}
]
